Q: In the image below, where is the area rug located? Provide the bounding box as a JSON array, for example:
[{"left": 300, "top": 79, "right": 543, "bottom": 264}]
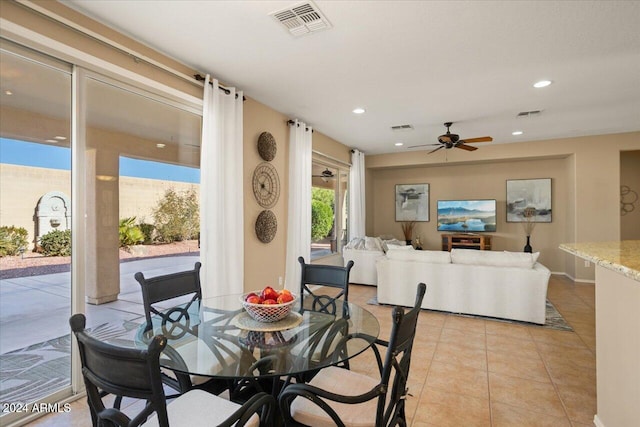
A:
[
  {"left": 367, "top": 297, "right": 573, "bottom": 331},
  {"left": 0, "top": 320, "right": 142, "bottom": 404}
]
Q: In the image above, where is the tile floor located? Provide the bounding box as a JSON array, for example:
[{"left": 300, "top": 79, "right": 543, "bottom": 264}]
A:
[{"left": 27, "top": 274, "right": 596, "bottom": 427}]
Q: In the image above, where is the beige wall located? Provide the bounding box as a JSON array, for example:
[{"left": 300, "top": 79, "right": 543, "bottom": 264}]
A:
[
  {"left": 369, "top": 157, "right": 570, "bottom": 272},
  {"left": 242, "top": 98, "right": 352, "bottom": 289},
  {"left": 243, "top": 99, "right": 290, "bottom": 289},
  {"left": 620, "top": 150, "right": 640, "bottom": 240},
  {"left": 367, "top": 132, "right": 640, "bottom": 281}
]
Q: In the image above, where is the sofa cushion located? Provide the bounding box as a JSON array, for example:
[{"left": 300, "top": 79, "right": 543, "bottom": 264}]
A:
[
  {"left": 450, "top": 248, "right": 539, "bottom": 269},
  {"left": 386, "top": 249, "right": 452, "bottom": 264},
  {"left": 345, "top": 238, "right": 365, "bottom": 250},
  {"left": 381, "top": 238, "right": 406, "bottom": 252},
  {"left": 364, "top": 236, "right": 384, "bottom": 252}
]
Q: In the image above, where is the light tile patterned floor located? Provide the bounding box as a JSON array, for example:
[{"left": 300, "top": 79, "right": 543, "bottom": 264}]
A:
[{"left": 28, "top": 274, "right": 596, "bottom": 426}]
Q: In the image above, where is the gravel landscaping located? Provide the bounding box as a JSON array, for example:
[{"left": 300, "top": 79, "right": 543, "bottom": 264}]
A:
[{"left": 0, "top": 240, "right": 200, "bottom": 280}]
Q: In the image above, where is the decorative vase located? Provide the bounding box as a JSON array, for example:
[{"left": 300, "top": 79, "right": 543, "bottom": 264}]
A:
[{"left": 524, "top": 235, "right": 532, "bottom": 253}]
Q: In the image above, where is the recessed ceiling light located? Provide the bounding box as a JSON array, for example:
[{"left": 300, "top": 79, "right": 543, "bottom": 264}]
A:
[
  {"left": 395, "top": 142, "right": 404, "bottom": 146},
  {"left": 4, "top": 90, "right": 13, "bottom": 96},
  {"left": 533, "top": 80, "right": 552, "bottom": 88},
  {"left": 156, "top": 143, "right": 166, "bottom": 148},
  {"left": 512, "top": 131, "right": 523, "bottom": 136},
  {"left": 45, "top": 139, "right": 58, "bottom": 143},
  {"left": 54, "top": 136, "right": 66, "bottom": 140},
  {"left": 352, "top": 107, "right": 365, "bottom": 114}
]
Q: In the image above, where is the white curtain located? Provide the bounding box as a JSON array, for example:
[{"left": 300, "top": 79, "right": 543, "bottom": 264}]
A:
[
  {"left": 284, "top": 120, "right": 312, "bottom": 290},
  {"left": 200, "top": 75, "right": 244, "bottom": 297},
  {"left": 348, "top": 149, "right": 366, "bottom": 240}
]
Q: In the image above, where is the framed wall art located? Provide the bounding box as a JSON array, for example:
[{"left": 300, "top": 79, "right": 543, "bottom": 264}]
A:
[
  {"left": 395, "top": 183, "right": 429, "bottom": 221},
  {"left": 506, "top": 178, "right": 552, "bottom": 222}
]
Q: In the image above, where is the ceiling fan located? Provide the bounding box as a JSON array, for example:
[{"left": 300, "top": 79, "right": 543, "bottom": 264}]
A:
[
  {"left": 313, "top": 168, "right": 336, "bottom": 181},
  {"left": 409, "top": 122, "right": 493, "bottom": 154}
]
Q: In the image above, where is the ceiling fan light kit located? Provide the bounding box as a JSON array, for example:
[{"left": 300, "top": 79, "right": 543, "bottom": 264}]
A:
[
  {"left": 409, "top": 122, "right": 493, "bottom": 155},
  {"left": 312, "top": 167, "right": 336, "bottom": 182}
]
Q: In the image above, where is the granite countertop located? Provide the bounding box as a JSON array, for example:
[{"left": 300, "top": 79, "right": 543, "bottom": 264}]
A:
[{"left": 559, "top": 240, "right": 640, "bottom": 282}]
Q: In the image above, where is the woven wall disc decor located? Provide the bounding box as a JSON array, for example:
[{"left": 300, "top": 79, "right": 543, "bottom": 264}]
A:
[
  {"left": 257, "top": 131, "right": 277, "bottom": 161},
  {"left": 252, "top": 162, "right": 280, "bottom": 209},
  {"left": 255, "top": 210, "right": 277, "bottom": 243}
]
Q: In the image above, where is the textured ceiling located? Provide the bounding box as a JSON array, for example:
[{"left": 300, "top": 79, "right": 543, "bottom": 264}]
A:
[{"left": 63, "top": 0, "right": 640, "bottom": 155}]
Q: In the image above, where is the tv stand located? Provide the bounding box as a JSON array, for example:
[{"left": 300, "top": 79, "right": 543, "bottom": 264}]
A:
[{"left": 442, "top": 234, "right": 492, "bottom": 251}]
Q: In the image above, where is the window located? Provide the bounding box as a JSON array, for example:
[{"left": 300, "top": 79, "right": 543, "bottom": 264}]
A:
[{"left": 310, "top": 160, "right": 348, "bottom": 260}]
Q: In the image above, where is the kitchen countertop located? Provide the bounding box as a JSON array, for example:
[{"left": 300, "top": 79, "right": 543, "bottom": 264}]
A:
[{"left": 559, "top": 240, "right": 640, "bottom": 282}]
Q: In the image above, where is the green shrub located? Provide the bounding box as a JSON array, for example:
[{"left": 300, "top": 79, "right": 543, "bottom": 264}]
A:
[
  {"left": 311, "top": 200, "right": 333, "bottom": 241},
  {"left": 152, "top": 188, "right": 199, "bottom": 243},
  {"left": 39, "top": 229, "right": 71, "bottom": 256},
  {"left": 138, "top": 223, "right": 156, "bottom": 244},
  {"left": 119, "top": 217, "right": 145, "bottom": 248},
  {"left": 0, "top": 226, "right": 29, "bottom": 257},
  {"left": 312, "top": 187, "right": 335, "bottom": 209}
]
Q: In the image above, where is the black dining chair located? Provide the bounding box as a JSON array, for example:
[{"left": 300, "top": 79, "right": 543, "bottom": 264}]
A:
[
  {"left": 297, "top": 256, "right": 354, "bottom": 316},
  {"left": 69, "top": 313, "right": 275, "bottom": 427},
  {"left": 294, "top": 256, "right": 355, "bottom": 380},
  {"left": 134, "top": 262, "right": 230, "bottom": 396},
  {"left": 278, "top": 282, "right": 427, "bottom": 427}
]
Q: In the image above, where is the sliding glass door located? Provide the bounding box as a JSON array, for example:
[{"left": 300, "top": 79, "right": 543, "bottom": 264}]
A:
[
  {"left": 0, "top": 38, "right": 202, "bottom": 425},
  {"left": 0, "top": 40, "right": 73, "bottom": 424}
]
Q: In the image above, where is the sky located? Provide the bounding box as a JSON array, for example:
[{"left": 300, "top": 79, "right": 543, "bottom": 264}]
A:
[
  {"left": 437, "top": 199, "right": 496, "bottom": 212},
  {"left": 0, "top": 138, "right": 200, "bottom": 183}
]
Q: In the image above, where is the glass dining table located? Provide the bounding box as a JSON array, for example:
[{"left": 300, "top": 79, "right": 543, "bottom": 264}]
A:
[{"left": 134, "top": 293, "right": 380, "bottom": 389}]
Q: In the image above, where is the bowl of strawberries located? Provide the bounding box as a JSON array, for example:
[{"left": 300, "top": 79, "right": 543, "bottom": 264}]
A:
[{"left": 241, "top": 286, "right": 297, "bottom": 322}]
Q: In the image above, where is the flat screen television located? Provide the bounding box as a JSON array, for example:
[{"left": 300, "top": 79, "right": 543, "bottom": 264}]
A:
[{"left": 437, "top": 199, "right": 497, "bottom": 232}]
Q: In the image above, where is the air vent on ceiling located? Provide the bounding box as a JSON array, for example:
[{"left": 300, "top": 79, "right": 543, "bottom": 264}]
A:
[
  {"left": 517, "top": 110, "right": 542, "bottom": 117},
  {"left": 270, "top": 1, "right": 332, "bottom": 37},
  {"left": 391, "top": 124, "right": 414, "bottom": 132}
]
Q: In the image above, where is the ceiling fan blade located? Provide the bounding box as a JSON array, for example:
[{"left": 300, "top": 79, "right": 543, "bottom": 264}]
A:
[
  {"left": 456, "top": 143, "right": 478, "bottom": 151},
  {"left": 462, "top": 136, "right": 493, "bottom": 143},
  {"left": 408, "top": 143, "right": 440, "bottom": 149},
  {"left": 427, "top": 146, "right": 444, "bottom": 154}
]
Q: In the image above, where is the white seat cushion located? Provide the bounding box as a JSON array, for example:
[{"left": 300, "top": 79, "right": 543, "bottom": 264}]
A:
[
  {"left": 290, "top": 366, "right": 380, "bottom": 427},
  {"left": 143, "top": 389, "right": 260, "bottom": 427}
]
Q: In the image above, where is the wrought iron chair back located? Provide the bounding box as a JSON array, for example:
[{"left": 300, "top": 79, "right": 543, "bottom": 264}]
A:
[
  {"left": 134, "top": 262, "right": 202, "bottom": 333},
  {"left": 297, "top": 256, "right": 354, "bottom": 316},
  {"left": 70, "top": 313, "right": 275, "bottom": 427},
  {"left": 70, "top": 313, "right": 172, "bottom": 426},
  {"left": 278, "top": 282, "right": 427, "bottom": 427}
]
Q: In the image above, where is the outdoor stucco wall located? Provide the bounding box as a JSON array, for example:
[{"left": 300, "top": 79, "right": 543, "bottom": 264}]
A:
[{"left": 0, "top": 163, "right": 198, "bottom": 249}]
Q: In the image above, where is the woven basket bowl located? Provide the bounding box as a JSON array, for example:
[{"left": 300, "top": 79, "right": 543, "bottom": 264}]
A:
[{"left": 241, "top": 292, "right": 297, "bottom": 322}]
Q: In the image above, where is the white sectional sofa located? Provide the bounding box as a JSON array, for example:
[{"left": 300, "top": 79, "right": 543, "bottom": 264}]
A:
[
  {"left": 343, "top": 248, "right": 385, "bottom": 285},
  {"left": 376, "top": 248, "right": 551, "bottom": 324},
  {"left": 343, "top": 237, "right": 406, "bottom": 286}
]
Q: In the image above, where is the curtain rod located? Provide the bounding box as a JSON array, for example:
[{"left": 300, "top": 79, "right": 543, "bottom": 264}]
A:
[
  {"left": 194, "top": 74, "right": 245, "bottom": 101},
  {"left": 286, "top": 119, "right": 313, "bottom": 132}
]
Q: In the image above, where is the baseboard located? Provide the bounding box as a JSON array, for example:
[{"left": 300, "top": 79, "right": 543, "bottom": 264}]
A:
[
  {"left": 554, "top": 271, "right": 595, "bottom": 284},
  {"left": 593, "top": 414, "right": 605, "bottom": 427}
]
